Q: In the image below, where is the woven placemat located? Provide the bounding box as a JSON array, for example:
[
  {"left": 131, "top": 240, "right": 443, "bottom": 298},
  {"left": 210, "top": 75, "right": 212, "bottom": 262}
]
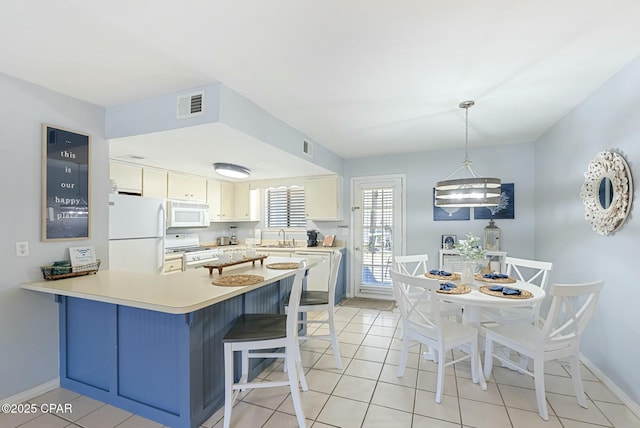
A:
[
  {"left": 474, "top": 274, "right": 516, "bottom": 284},
  {"left": 425, "top": 272, "right": 461, "bottom": 280},
  {"left": 266, "top": 263, "right": 299, "bottom": 270},
  {"left": 436, "top": 284, "right": 471, "bottom": 295},
  {"left": 479, "top": 285, "right": 533, "bottom": 299},
  {"left": 212, "top": 275, "right": 264, "bottom": 287}
]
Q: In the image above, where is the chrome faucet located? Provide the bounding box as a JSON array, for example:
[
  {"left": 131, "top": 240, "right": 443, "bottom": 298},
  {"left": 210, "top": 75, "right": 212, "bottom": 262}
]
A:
[{"left": 278, "top": 228, "right": 286, "bottom": 247}]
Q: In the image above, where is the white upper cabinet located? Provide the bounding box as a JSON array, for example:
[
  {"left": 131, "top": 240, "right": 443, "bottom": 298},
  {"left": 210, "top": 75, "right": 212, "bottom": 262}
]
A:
[
  {"left": 167, "top": 173, "right": 207, "bottom": 202},
  {"left": 142, "top": 168, "right": 167, "bottom": 199},
  {"left": 305, "top": 175, "right": 343, "bottom": 221},
  {"left": 207, "top": 179, "right": 234, "bottom": 222},
  {"left": 233, "top": 182, "right": 260, "bottom": 221},
  {"left": 234, "top": 182, "right": 251, "bottom": 220},
  {"left": 110, "top": 162, "right": 142, "bottom": 194},
  {"left": 207, "top": 180, "right": 259, "bottom": 222}
]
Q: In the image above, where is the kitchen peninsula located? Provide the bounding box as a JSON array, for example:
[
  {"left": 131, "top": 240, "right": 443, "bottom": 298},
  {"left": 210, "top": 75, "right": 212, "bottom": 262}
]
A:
[{"left": 21, "top": 260, "right": 322, "bottom": 428}]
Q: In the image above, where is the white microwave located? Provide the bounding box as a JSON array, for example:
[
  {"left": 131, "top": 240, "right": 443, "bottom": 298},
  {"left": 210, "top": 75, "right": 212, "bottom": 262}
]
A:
[{"left": 166, "top": 200, "right": 210, "bottom": 228}]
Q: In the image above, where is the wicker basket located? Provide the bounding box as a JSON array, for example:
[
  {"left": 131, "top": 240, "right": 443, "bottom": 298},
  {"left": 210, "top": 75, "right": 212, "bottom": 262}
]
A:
[{"left": 41, "top": 260, "right": 101, "bottom": 280}]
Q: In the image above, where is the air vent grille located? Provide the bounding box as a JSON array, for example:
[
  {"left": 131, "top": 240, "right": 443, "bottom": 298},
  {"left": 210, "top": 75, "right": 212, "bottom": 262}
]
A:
[{"left": 177, "top": 91, "right": 205, "bottom": 119}]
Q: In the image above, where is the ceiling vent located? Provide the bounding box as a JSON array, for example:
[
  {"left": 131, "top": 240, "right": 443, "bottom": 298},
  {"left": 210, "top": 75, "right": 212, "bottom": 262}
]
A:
[
  {"left": 176, "top": 91, "right": 205, "bottom": 119},
  {"left": 302, "top": 139, "right": 314, "bottom": 157}
]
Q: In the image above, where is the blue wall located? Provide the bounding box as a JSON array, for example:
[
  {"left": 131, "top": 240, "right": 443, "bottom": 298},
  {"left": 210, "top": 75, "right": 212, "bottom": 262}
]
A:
[
  {"left": 534, "top": 56, "right": 640, "bottom": 405},
  {"left": 0, "top": 72, "right": 108, "bottom": 399}
]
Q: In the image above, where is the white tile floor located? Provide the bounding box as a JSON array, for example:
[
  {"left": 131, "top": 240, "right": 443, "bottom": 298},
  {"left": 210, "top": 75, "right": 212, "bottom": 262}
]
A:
[{"left": 2, "top": 305, "right": 639, "bottom": 428}]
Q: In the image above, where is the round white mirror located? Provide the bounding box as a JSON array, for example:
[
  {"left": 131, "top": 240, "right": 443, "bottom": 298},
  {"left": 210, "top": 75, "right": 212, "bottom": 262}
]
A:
[
  {"left": 598, "top": 177, "right": 614, "bottom": 209},
  {"left": 580, "top": 151, "right": 633, "bottom": 235}
]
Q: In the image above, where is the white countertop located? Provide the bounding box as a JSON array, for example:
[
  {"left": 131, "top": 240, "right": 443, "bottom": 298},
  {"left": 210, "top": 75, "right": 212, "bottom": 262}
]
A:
[
  {"left": 21, "top": 257, "right": 315, "bottom": 315},
  {"left": 209, "top": 244, "right": 344, "bottom": 253}
]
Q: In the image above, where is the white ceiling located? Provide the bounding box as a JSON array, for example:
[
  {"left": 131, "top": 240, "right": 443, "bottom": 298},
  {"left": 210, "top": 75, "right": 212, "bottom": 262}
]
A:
[
  {"left": 109, "top": 123, "right": 332, "bottom": 181},
  {"left": 2, "top": 1, "right": 640, "bottom": 178}
]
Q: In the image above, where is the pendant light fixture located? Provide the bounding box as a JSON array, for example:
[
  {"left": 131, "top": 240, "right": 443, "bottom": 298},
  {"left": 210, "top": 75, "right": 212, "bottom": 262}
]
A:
[
  {"left": 213, "top": 162, "right": 251, "bottom": 179},
  {"left": 434, "top": 101, "right": 501, "bottom": 207}
]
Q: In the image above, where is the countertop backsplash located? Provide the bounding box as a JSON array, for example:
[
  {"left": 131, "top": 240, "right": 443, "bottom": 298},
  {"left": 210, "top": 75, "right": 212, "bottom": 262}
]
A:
[{"left": 176, "top": 221, "right": 346, "bottom": 249}]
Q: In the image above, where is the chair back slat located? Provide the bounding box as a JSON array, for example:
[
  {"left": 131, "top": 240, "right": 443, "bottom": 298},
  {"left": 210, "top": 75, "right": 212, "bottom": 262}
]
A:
[
  {"left": 505, "top": 256, "right": 553, "bottom": 290},
  {"left": 286, "top": 261, "right": 308, "bottom": 339},
  {"left": 539, "top": 281, "right": 604, "bottom": 349},
  {"left": 390, "top": 270, "right": 443, "bottom": 339},
  {"left": 393, "top": 254, "right": 429, "bottom": 276}
]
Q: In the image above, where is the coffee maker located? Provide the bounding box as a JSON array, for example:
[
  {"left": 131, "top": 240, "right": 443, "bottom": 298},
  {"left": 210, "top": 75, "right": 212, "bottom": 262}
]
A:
[{"left": 306, "top": 230, "right": 319, "bottom": 247}]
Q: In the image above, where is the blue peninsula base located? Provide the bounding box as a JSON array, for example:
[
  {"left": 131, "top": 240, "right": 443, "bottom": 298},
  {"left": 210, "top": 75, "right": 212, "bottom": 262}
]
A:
[{"left": 57, "top": 277, "right": 295, "bottom": 428}]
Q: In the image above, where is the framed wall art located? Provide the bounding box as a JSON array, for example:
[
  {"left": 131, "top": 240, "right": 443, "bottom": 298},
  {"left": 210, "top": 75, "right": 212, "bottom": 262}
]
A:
[
  {"left": 42, "top": 124, "right": 91, "bottom": 241},
  {"left": 441, "top": 234, "right": 457, "bottom": 249},
  {"left": 474, "top": 183, "right": 515, "bottom": 220}
]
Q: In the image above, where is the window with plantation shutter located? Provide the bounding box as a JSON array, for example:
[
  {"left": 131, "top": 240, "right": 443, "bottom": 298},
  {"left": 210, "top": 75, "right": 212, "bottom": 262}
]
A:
[
  {"left": 265, "top": 186, "right": 306, "bottom": 228},
  {"left": 359, "top": 187, "right": 394, "bottom": 286}
]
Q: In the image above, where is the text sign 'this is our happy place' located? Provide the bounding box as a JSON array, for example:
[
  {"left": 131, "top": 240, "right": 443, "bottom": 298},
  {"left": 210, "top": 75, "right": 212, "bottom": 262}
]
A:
[{"left": 42, "top": 124, "right": 91, "bottom": 241}]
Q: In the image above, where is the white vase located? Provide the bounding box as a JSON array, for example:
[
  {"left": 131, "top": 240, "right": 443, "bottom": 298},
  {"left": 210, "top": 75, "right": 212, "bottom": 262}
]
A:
[{"left": 461, "top": 261, "right": 476, "bottom": 285}]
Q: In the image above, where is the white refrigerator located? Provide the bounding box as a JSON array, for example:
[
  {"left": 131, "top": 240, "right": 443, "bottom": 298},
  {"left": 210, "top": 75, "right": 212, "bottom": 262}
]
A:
[{"left": 109, "top": 194, "right": 165, "bottom": 274}]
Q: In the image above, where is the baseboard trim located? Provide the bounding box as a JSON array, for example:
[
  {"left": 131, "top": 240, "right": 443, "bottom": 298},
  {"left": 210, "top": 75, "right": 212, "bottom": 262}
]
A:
[
  {"left": 581, "top": 355, "right": 640, "bottom": 418},
  {"left": 1, "top": 378, "right": 60, "bottom": 404}
]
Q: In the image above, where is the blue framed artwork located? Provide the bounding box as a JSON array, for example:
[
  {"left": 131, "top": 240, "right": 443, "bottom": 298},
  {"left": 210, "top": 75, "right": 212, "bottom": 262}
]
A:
[
  {"left": 474, "top": 183, "right": 515, "bottom": 220},
  {"left": 433, "top": 188, "right": 470, "bottom": 221}
]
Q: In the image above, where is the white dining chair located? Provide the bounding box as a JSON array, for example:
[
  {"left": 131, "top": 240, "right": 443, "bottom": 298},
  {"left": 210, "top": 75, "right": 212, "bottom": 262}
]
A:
[
  {"left": 390, "top": 270, "right": 486, "bottom": 403},
  {"left": 480, "top": 256, "right": 553, "bottom": 326},
  {"left": 222, "top": 262, "right": 309, "bottom": 428},
  {"left": 393, "top": 254, "right": 463, "bottom": 322},
  {"left": 286, "top": 251, "right": 343, "bottom": 369},
  {"left": 484, "top": 280, "right": 604, "bottom": 420}
]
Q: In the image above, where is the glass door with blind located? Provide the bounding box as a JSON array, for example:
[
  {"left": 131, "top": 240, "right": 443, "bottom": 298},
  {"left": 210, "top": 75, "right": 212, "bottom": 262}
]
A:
[{"left": 351, "top": 176, "right": 404, "bottom": 298}]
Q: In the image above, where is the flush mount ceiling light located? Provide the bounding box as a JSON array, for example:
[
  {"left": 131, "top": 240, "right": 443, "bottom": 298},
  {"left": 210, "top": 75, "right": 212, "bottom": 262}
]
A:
[
  {"left": 213, "top": 162, "right": 251, "bottom": 179},
  {"left": 434, "top": 101, "right": 501, "bottom": 208}
]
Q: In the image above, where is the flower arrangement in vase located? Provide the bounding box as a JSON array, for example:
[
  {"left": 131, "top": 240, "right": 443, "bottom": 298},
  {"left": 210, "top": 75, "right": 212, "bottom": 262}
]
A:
[{"left": 454, "top": 233, "right": 487, "bottom": 284}]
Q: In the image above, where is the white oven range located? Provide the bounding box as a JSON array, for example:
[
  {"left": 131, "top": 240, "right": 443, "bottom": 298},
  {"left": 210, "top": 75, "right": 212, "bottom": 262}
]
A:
[{"left": 165, "top": 233, "right": 218, "bottom": 270}]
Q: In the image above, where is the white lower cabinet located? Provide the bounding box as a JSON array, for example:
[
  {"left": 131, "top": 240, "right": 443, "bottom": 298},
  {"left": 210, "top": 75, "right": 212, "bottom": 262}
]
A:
[
  {"left": 260, "top": 248, "right": 294, "bottom": 257},
  {"left": 164, "top": 254, "right": 184, "bottom": 274},
  {"left": 295, "top": 251, "right": 333, "bottom": 291}
]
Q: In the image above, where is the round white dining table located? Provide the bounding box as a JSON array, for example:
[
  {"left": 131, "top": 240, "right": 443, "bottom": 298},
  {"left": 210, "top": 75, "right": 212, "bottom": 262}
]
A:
[{"left": 437, "top": 278, "right": 546, "bottom": 327}]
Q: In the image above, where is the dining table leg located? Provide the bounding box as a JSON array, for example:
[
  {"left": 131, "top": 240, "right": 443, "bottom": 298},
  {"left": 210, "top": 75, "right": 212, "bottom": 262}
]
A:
[{"left": 442, "top": 305, "right": 487, "bottom": 390}]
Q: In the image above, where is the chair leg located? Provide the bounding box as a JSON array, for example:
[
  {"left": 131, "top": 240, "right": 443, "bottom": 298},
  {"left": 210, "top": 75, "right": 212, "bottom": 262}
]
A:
[
  {"left": 533, "top": 357, "right": 549, "bottom": 420},
  {"left": 470, "top": 337, "right": 479, "bottom": 384},
  {"left": 286, "top": 346, "right": 307, "bottom": 428},
  {"left": 397, "top": 337, "right": 410, "bottom": 377},
  {"left": 328, "top": 310, "right": 343, "bottom": 369},
  {"left": 223, "top": 343, "right": 234, "bottom": 428},
  {"left": 295, "top": 340, "right": 309, "bottom": 391},
  {"left": 483, "top": 336, "right": 494, "bottom": 380},
  {"left": 240, "top": 350, "right": 249, "bottom": 391},
  {"left": 435, "top": 345, "right": 445, "bottom": 403},
  {"left": 568, "top": 353, "right": 588, "bottom": 408},
  {"left": 471, "top": 336, "right": 487, "bottom": 390}
]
